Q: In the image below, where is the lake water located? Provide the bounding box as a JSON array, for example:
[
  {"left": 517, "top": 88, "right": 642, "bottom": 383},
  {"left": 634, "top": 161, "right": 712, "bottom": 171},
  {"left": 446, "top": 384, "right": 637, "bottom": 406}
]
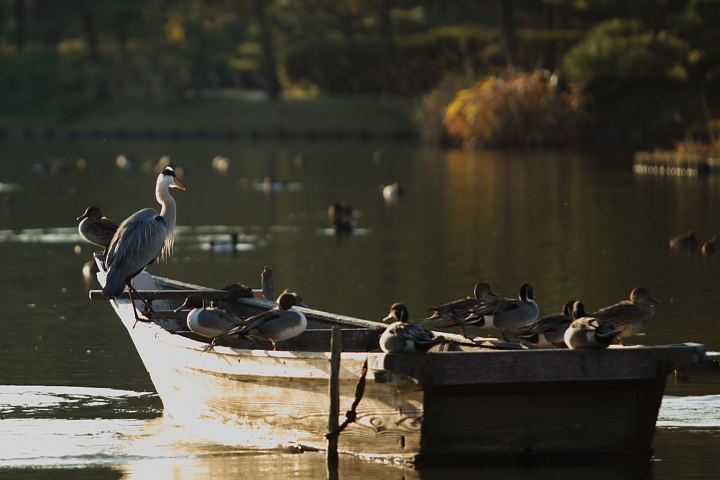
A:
[{"left": 0, "top": 139, "right": 719, "bottom": 479}]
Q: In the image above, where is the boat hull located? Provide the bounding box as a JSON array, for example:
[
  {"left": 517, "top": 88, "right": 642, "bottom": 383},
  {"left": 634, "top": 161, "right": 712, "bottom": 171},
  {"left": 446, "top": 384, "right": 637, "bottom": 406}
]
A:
[{"left": 94, "top": 265, "right": 706, "bottom": 461}]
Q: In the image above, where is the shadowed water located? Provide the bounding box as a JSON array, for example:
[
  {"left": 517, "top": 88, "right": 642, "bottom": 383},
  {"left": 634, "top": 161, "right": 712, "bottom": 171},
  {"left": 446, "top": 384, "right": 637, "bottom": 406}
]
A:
[{"left": 0, "top": 140, "right": 719, "bottom": 478}]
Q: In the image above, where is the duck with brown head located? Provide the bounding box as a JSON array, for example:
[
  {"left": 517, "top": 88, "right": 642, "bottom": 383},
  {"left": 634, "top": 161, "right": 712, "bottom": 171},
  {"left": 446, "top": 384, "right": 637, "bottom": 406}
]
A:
[
  {"left": 589, "top": 287, "right": 659, "bottom": 345},
  {"left": 77, "top": 206, "right": 119, "bottom": 252}
]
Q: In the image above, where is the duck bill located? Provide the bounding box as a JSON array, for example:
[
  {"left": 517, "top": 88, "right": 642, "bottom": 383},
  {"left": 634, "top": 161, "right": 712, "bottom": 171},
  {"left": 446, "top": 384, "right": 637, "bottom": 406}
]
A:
[
  {"left": 648, "top": 295, "right": 660, "bottom": 304},
  {"left": 77, "top": 214, "right": 88, "bottom": 221},
  {"left": 172, "top": 180, "right": 186, "bottom": 191}
]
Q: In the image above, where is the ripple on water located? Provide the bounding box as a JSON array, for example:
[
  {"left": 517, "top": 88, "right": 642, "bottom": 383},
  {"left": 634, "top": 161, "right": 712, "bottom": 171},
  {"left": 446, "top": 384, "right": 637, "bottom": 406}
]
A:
[
  {"left": 658, "top": 395, "right": 720, "bottom": 428},
  {"left": 0, "top": 385, "right": 301, "bottom": 469}
]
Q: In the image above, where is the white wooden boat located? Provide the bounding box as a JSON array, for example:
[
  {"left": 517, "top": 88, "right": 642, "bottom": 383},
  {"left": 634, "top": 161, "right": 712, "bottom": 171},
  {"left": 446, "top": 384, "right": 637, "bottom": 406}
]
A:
[{"left": 89, "top": 254, "right": 706, "bottom": 463}]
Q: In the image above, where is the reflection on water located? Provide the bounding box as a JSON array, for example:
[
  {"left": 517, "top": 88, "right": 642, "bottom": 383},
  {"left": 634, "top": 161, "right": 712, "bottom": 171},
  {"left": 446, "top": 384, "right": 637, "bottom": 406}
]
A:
[
  {"left": 1, "top": 140, "right": 719, "bottom": 478},
  {"left": 1, "top": 384, "right": 720, "bottom": 479}
]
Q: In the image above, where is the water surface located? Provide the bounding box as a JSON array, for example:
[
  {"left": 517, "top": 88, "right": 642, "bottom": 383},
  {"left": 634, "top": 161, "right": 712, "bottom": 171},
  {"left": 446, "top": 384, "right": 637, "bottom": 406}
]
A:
[{"left": 1, "top": 140, "right": 719, "bottom": 478}]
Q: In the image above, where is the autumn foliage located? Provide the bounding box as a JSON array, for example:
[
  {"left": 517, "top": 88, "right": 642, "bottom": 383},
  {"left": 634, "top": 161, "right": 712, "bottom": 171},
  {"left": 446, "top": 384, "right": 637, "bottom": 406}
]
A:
[{"left": 441, "top": 71, "right": 585, "bottom": 148}]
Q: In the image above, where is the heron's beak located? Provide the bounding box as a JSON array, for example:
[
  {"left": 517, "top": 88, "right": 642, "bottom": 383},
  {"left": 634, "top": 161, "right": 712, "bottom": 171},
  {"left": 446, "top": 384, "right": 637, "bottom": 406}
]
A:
[{"left": 172, "top": 180, "right": 186, "bottom": 190}]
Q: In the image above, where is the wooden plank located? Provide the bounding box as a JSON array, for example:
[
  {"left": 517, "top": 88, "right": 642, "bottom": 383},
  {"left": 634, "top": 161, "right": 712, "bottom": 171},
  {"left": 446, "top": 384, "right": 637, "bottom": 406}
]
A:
[
  {"left": 89, "top": 289, "right": 239, "bottom": 301},
  {"left": 371, "top": 349, "right": 661, "bottom": 385}
]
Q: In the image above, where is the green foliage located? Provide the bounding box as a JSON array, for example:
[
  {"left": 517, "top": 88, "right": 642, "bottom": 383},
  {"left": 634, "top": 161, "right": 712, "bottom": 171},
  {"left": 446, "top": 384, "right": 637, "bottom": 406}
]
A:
[
  {"left": 562, "top": 18, "right": 688, "bottom": 81},
  {"left": 0, "top": 51, "right": 102, "bottom": 123}
]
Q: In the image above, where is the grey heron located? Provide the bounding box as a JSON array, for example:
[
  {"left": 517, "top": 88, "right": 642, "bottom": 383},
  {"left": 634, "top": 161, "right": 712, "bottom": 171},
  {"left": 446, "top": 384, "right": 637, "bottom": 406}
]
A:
[{"left": 102, "top": 166, "right": 186, "bottom": 324}]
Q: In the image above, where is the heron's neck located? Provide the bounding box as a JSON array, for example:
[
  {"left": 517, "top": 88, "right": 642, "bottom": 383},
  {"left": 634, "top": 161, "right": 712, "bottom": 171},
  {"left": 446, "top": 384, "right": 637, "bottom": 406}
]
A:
[{"left": 157, "top": 183, "right": 177, "bottom": 235}]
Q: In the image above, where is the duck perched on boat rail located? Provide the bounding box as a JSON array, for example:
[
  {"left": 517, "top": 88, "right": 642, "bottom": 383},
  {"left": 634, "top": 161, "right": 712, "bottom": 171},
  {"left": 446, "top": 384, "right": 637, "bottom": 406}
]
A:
[
  {"left": 515, "top": 299, "right": 575, "bottom": 348},
  {"left": 421, "top": 282, "right": 498, "bottom": 337},
  {"left": 380, "top": 303, "right": 445, "bottom": 353},
  {"left": 219, "top": 292, "right": 307, "bottom": 350},
  {"left": 564, "top": 301, "right": 617, "bottom": 350},
  {"left": 175, "top": 295, "right": 242, "bottom": 351},
  {"left": 589, "top": 286, "right": 659, "bottom": 345},
  {"left": 452, "top": 283, "right": 539, "bottom": 341},
  {"left": 77, "top": 206, "right": 118, "bottom": 252}
]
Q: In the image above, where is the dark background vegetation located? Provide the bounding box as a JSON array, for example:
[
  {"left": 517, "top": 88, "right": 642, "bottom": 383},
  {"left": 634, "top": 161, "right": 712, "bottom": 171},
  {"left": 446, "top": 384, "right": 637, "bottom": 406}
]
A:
[{"left": 0, "top": 0, "right": 718, "bottom": 140}]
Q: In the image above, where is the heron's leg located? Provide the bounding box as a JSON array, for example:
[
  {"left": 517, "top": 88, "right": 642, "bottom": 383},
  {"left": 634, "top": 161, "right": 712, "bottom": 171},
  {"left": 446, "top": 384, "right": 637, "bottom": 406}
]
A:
[
  {"left": 127, "top": 283, "right": 165, "bottom": 327},
  {"left": 127, "top": 286, "right": 150, "bottom": 328}
]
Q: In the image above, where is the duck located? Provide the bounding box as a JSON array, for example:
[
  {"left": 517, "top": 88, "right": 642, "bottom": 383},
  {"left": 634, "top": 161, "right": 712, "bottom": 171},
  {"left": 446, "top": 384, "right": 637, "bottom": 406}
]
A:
[
  {"left": 175, "top": 295, "right": 242, "bottom": 351},
  {"left": 589, "top": 287, "right": 658, "bottom": 345},
  {"left": 328, "top": 201, "right": 356, "bottom": 235},
  {"left": 220, "top": 292, "right": 307, "bottom": 350},
  {"left": 207, "top": 232, "right": 240, "bottom": 253},
  {"left": 211, "top": 156, "right": 231, "bottom": 173},
  {"left": 77, "top": 206, "right": 119, "bottom": 251},
  {"left": 116, "top": 154, "right": 136, "bottom": 171},
  {"left": 702, "top": 236, "right": 720, "bottom": 254},
  {"left": 514, "top": 300, "right": 575, "bottom": 348},
  {"left": 102, "top": 167, "right": 185, "bottom": 326},
  {"left": 669, "top": 231, "right": 700, "bottom": 249},
  {"left": 379, "top": 303, "right": 445, "bottom": 353},
  {"left": 381, "top": 180, "right": 404, "bottom": 202},
  {"left": 421, "top": 282, "right": 498, "bottom": 337},
  {"left": 564, "top": 301, "right": 617, "bottom": 349},
  {"left": 82, "top": 260, "right": 100, "bottom": 280},
  {"left": 454, "top": 283, "right": 539, "bottom": 341},
  {"left": 263, "top": 175, "right": 287, "bottom": 193}
]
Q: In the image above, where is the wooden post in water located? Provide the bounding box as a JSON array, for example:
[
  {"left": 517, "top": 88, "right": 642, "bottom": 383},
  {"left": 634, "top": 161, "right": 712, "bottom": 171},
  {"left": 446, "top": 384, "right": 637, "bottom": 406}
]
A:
[
  {"left": 327, "top": 326, "right": 342, "bottom": 464},
  {"left": 261, "top": 266, "right": 274, "bottom": 302}
]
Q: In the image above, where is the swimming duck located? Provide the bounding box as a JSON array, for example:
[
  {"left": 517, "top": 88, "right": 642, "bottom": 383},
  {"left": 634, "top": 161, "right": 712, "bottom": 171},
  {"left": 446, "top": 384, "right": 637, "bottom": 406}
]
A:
[
  {"left": 702, "top": 236, "right": 720, "bottom": 254},
  {"left": 207, "top": 232, "right": 240, "bottom": 252},
  {"left": 564, "top": 301, "right": 617, "bottom": 350},
  {"left": 77, "top": 206, "right": 119, "bottom": 250},
  {"left": 175, "top": 295, "right": 242, "bottom": 351},
  {"left": 515, "top": 300, "right": 575, "bottom": 348},
  {"left": 380, "top": 303, "right": 445, "bottom": 353},
  {"left": 221, "top": 292, "right": 307, "bottom": 350},
  {"left": 116, "top": 154, "right": 136, "bottom": 171},
  {"left": 454, "top": 283, "right": 539, "bottom": 341},
  {"left": 328, "top": 201, "right": 356, "bottom": 235},
  {"left": 211, "top": 156, "right": 231, "bottom": 173},
  {"left": 381, "top": 180, "right": 404, "bottom": 202},
  {"left": 669, "top": 231, "right": 700, "bottom": 249},
  {"left": 589, "top": 287, "right": 658, "bottom": 345},
  {"left": 263, "top": 175, "right": 287, "bottom": 193},
  {"left": 422, "top": 282, "right": 498, "bottom": 336}
]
